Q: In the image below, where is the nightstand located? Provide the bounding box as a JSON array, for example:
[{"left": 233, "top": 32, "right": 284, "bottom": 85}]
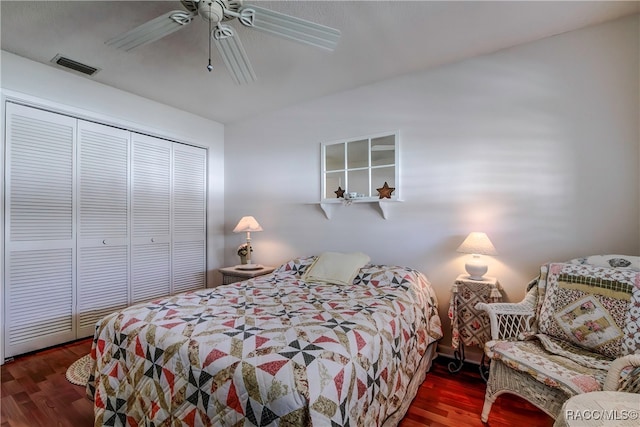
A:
[
  {"left": 219, "top": 265, "right": 275, "bottom": 285},
  {"left": 448, "top": 274, "right": 502, "bottom": 379}
]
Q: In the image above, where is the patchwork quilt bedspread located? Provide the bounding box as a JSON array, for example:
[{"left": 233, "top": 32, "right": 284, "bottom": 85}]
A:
[{"left": 87, "top": 256, "right": 443, "bottom": 426}]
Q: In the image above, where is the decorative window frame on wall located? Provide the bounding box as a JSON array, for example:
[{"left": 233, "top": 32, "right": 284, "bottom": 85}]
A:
[{"left": 319, "top": 131, "right": 401, "bottom": 219}]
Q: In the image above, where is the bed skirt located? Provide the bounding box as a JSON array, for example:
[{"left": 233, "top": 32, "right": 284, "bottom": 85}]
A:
[{"left": 382, "top": 341, "right": 439, "bottom": 427}]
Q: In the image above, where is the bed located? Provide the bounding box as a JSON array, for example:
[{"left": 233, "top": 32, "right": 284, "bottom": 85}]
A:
[{"left": 87, "top": 255, "right": 443, "bottom": 426}]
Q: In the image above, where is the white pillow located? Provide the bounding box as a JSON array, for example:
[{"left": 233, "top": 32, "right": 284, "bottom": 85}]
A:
[{"left": 303, "top": 252, "right": 370, "bottom": 286}]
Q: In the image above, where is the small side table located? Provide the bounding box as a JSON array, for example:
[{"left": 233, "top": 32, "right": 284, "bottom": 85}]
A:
[
  {"left": 448, "top": 274, "right": 501, "bottom": 380},
  {"left": 554, "top": 391, "right": 640, "bottom": 427},
  {"left": 219, "top": 265, "right": 275, "bottom": 285}
]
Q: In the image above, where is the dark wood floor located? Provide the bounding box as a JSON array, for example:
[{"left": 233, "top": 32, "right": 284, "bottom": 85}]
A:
[
  {"left": 399, "top": 360, "right": 554, "bottom": 427},
  {"left": 1, "top": 338, "right": 554, "bottom": 426}
]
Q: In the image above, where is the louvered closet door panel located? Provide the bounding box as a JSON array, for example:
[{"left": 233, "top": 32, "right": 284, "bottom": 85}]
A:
[
  {"left": 77, "top": 121, "right": 130, "bottom": 337},
  {"left": 132, "top": 243, "right": 171, "bottom": 303},
  {"left": 4, "top": 103, "right": 76, "bottom": 357},
  {"left": 173, "top": 241, "right": 205, "bottom": 293},
  {"left": 173, "top": 144, "right": 207, "bottom": 293},
  {"left": 78, "top": 247, "right": 129, "bottom": 333},
  {"left": 131, "top": 134, "right": 171, "bottom": 302},
  {"left": 8, "top": 249, "right": 74, "bottom": 347},
  {"left": 7, "top": 105, "right": 74, "bottom": 242}
]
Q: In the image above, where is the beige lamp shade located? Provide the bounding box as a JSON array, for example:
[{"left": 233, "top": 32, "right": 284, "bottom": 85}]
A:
[
  {"left": 457, "top": 232, "right": 497, "bottom": 280},
  {"left": 233, "top": 216, "right": 263, "bottom": 233},
  {"left": 456, "top": 232, "right": 497, "bottom": 255}
]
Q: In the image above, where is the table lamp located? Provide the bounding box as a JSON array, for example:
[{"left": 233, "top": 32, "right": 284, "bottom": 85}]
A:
[
  {"left": 456, "top": 232, "right": 497, "bottom": 280},
  {"left": 233, "top": 216, "right": 263, "bottom": 270}
]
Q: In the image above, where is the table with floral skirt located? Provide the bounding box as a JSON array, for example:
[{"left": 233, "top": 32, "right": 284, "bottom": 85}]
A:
[{"left": 448, "top": 274, "right": 501, "bottom": 379}]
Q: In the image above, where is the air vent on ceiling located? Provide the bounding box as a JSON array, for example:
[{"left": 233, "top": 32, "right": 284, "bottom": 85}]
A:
[{"left": 51, "top": 54, "right": 100, "bottom": 76}]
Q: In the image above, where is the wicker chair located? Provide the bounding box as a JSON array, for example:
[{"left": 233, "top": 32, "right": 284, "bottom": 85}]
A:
[{"left": 475, "top": 255, "right": 640, "bottom": 423}]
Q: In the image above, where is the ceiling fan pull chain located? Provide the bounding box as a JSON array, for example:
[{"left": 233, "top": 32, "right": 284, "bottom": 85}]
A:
[{"left": 207, "top": 1, "right": 213, "bottom": 72}]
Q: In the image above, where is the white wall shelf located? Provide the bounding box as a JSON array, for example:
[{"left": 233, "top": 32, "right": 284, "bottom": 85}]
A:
[{"left": 318, "top": 198, "right": 402, "bottom": 219}]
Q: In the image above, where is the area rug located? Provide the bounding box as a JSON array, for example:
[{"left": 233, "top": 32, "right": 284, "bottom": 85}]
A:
[{"left": 65, "top": 354, "right": 91, "bottom": 386}]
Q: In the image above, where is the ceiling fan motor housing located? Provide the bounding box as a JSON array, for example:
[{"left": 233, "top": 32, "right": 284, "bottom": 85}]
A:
[
  {"left": 198, "top": 1, "right": 224, "bottom": 23},
  {"left": 187, "top": 0, "right": 243, "bottom": 23}
]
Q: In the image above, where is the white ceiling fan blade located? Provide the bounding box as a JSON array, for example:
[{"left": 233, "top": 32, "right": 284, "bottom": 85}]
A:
[
  {"left": 214, "top": 25, "right": 256, "bottom": 85},
  {"left": 106, "top": 10, "right": 195, "bottom": 51},
  {"left": 239, "top": 4, "right": 341, "bottom": 52}
]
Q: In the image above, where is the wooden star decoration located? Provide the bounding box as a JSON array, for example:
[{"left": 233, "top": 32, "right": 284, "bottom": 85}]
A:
[
  {"left": 334, "top": 186, "right": 345, "bottom": 198},
  {"left": 376, "top": 182, "right": 395, "bottom": 199}
]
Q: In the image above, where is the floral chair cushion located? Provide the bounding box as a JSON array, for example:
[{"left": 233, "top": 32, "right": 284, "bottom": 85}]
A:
[
  {"left": 536, "top": 262, "right": 640, "bottom": 359},
  {"left": 485, "top": 337, "right": 610, "bottom": 396}
]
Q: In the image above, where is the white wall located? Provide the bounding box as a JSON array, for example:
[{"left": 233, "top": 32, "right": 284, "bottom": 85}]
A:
[
  {"left": 0, "top": 50, "right": 226, "bottom": 304},
  {"left": 224, "top": 15, "right": 640, "bottom": 359}
]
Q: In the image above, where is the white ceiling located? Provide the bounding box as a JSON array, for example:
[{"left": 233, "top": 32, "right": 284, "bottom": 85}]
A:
[{"left": 2, "top": 1, "right": 638, "bottom": 124}]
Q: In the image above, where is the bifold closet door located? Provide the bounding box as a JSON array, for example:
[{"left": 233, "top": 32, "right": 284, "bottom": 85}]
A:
[
  {"left": 131, "top": 134, "right": 172, "bottom": 303},
  {"left": 76, "top": 121, "right": 130, "bottom": 338},
  {"left": 173, "top": 144, "right": 207, "bottom": 293},
  {"left": 4, "top": 103, "right": 76, "bottom": 357}
]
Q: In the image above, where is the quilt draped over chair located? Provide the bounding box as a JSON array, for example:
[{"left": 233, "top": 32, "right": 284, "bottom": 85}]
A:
[{"left": 476, "top": 255, "right": 640, "bottom": 422}]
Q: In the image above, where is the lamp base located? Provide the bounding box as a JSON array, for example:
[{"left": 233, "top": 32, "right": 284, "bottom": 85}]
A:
[
  {"left": 235, "top": 263, "right": 262, "bottom": 271},
  {"left": 465, "top": 256, "right": 488, "bottom": 281}
]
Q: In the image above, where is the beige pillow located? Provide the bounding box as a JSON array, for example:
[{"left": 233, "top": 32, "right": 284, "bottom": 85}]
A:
[{"left": 303, "top": 252, "right": 370, "bottom": 286}]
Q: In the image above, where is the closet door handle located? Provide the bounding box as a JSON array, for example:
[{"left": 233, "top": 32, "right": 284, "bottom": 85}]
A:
[
  {"left": 102, "top": 239, "right": 107, "bottom": 245},
  {"left": 151, "top": 238, "right": 155, "bottom": 243}
]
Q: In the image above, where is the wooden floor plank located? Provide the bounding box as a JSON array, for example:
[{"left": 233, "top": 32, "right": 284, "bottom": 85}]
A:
[{"left": 1, "top": 338, "right": 554, "bottom": 426}]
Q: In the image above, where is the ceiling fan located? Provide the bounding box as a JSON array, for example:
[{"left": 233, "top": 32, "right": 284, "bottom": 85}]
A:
[{"left": 106, "top": 0, "right": 341, "bottom": 85}]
